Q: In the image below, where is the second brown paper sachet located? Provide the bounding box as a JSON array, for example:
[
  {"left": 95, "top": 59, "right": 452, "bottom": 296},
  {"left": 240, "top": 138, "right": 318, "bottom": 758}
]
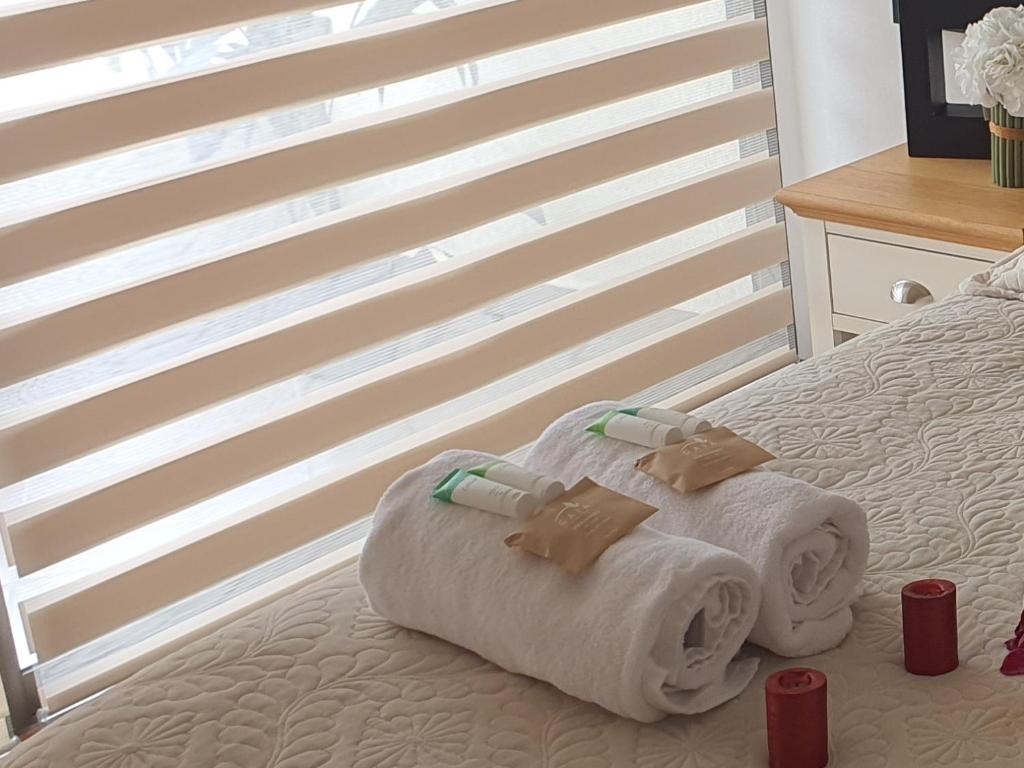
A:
[
  {"left": 505, "top": 478, "right": 656, "bottom": 575},
  {"left": 635, "top": 426, "right": 775, "bottom": 493}
]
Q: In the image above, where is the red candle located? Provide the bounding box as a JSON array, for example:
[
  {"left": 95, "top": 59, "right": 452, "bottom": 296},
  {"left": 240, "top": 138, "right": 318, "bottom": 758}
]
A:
[
  {"left": 901, "top": 579, "right": 958, "bottom": 676},
  {"left": 765, "top": 667, "right": 828, "bottom": 768}
]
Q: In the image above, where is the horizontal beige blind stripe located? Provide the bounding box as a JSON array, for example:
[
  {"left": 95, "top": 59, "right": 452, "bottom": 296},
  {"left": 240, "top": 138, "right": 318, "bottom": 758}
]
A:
[
  {"left": 657, "top": 348, "right": 796, "bottom": 413},
  {"left": 9, "top": 223, "right": 787, "bottom": 573},
  {"left": 37, "top": 542, "right": 363, "bottom": 714},
  {"left": 0, "top": 0, "right": 353, "bottom": 78},
  {"left": 0, "top": 157, "right": 781, "bottom": 488},
  {"left": 25, "top": 285, "right": 794, "bottom": 660},
  {"left": 0, "top": 18, "right": 769, "bottom": 286},
  {"left": 0, "top": 0, "right": 710, "bottom": 183},
  {"left": 0, "top": 88, "right": 777, "bottom": 384}
]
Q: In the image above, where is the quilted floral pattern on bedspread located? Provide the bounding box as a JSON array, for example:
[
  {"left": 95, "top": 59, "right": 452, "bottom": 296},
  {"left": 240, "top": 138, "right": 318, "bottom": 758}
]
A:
[{"left": 10, "top": 293, "right": 1024, "bottom": 767}]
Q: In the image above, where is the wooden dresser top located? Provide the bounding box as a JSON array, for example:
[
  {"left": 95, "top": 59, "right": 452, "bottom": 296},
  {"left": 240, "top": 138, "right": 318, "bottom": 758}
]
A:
[{"left": 776, "top": 144, "right": 1024, "bottom": 252}]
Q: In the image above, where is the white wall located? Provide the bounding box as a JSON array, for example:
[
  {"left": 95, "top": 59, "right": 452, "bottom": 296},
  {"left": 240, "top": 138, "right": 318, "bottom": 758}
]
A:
[
  {"left": 767, "top": 0, "right": 908, "bottom": 354},
  {"left": 767, "top": 0, "right": 907, "bottom": 182}
]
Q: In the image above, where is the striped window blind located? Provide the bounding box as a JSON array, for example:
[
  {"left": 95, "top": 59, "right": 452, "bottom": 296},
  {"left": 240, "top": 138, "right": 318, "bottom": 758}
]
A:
[{"left": 0, "top": 0, "right": 793, "bottom": 715}]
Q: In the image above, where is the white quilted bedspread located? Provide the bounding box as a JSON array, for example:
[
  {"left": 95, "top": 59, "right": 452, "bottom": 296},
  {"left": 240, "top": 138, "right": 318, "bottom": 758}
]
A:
[{"left": 10, "top": 293, "right": 1024, "bottom": 767}]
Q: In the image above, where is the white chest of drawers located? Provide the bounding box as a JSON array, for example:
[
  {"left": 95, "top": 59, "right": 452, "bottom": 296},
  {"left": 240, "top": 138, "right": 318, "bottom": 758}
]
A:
[
  {"left": 799, "top": 222, "right": 1005, "bottom": 353},
  {"left": 777, "top": 145, "right": 1024, "bottom": 357}
]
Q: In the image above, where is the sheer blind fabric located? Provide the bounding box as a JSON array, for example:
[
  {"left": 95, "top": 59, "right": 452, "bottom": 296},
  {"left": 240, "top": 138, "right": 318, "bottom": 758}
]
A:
[{"left": 0, "top": 0, "right": 792, "bottom": 709}]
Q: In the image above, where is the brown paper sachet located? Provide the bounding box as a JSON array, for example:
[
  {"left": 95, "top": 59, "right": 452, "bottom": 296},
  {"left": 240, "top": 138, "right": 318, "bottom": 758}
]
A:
[
  {"left": 504, "top": 478, "right": 656, "bottom": 576},
  {"left": 635, "top": 426, "right": 775, "bottom": 493}
]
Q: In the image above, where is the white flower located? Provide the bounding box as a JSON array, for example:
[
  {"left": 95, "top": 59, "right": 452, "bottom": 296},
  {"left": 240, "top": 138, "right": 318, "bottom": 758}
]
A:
[{"left": 954, "top": 5, "right": 1024, "bottom": 117}]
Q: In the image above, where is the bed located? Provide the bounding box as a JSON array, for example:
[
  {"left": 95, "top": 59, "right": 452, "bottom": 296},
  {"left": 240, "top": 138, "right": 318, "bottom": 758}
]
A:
[{"left": 9, "top": 292, "right": 1024, "bottom": 767}]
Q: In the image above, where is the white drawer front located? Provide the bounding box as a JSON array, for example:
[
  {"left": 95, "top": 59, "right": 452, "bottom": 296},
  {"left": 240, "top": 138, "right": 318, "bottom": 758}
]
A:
[{"left": 828, "top": 236, "right": 987, "bottom": 323}]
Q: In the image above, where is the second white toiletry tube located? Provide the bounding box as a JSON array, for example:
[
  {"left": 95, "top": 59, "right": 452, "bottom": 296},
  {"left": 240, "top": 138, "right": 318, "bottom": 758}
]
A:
[
  {"left": 433, "top": 469, "right": 539, "bottom": 519},
  {"left": 586, "top": 411, "right": 684, "bottom": 448},
  {"left": 469, "top": 460, "right": 565, "bottom": 503},
  {"left": 618, "top": 406, "right": 711, "bottom": 438}
]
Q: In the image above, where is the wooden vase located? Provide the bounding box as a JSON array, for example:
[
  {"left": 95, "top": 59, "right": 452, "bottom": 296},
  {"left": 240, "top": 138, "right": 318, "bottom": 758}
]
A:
[{"left": 991, "top": 103, "right": 1024, "bottom": 188}]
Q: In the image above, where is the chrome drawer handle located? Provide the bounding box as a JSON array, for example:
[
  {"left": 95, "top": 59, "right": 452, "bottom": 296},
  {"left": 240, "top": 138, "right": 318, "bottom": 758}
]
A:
[{"left": 890, "top": 279, "right": 933, "bottom": 306}]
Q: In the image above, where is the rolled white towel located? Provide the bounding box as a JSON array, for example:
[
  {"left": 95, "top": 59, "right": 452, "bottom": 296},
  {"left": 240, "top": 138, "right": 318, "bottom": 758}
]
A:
[
  {"left": 525, "top": 403, "right": 869, "bottom": 657},
  {"left": 360, "top": 449, "right": 762, "bottom": 722}
]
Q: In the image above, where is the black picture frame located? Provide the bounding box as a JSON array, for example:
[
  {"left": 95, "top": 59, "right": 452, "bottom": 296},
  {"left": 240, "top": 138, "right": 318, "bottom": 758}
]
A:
[{"left": 898, "top": 0, "right": 1004, "bottom": 158}]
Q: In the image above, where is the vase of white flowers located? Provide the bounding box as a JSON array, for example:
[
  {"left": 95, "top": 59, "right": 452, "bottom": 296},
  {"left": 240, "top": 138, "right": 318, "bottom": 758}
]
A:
[{"left": 954, "top": 5, "right": 1024, "bottom": 187}]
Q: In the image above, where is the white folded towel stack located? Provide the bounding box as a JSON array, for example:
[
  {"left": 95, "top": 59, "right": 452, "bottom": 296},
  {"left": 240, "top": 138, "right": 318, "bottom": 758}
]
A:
[
  {"left": 360, "top": 449, "right": 763, "bottom": 722},
  {"left": 525, "top": 402, "right": 869, "bottom": 657}
]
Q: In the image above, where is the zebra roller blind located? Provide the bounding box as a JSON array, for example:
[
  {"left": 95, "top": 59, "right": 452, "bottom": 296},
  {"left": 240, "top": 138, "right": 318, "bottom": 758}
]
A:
[{"left": 0, "top": 0, "right": 793, "bottom": 711}]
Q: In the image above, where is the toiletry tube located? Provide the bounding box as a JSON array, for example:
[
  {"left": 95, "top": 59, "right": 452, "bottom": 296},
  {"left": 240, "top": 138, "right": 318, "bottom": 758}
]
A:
[
  {"left": 619, "top": 407, "right": 711, "bottom": 437},
  {"left": 469, "top": 460, "right": 565, "bottom": 503},
  {"left": 586, "top": 411, "right": 683, "bottom": 448},
  {"left": 901, "top": 579, "right": 959, "bottom": 676},
  {"left": 765, "top": 668, "right": 828, "bottom": 768},
  {"left": 433, "top": 469, "right": 539, "bottom": 520}
]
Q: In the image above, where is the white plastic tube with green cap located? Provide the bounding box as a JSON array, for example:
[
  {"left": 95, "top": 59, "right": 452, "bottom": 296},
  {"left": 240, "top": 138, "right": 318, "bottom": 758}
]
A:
[
  {"left": 586, "top": 410, "right": 683, "bottom": 448},
  {"left": 432, "top": 469, "right": 539, "bottom": 519},
  {"left": 468, "top": 460, "right": 564, "bottom": 503},
  {"left": 618, "top": 406, "right": 711, "bottom": 438}
]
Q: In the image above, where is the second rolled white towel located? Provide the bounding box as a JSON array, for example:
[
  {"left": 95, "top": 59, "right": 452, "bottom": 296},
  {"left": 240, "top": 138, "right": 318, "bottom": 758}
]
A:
[{"left": 527, "top": 401, "right": 869, "bottom": 658}]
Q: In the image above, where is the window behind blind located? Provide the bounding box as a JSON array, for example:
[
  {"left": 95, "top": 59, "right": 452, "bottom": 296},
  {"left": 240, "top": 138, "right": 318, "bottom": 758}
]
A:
[{"left": 0, "top": 0, "right": 793, "bottom": 715}]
